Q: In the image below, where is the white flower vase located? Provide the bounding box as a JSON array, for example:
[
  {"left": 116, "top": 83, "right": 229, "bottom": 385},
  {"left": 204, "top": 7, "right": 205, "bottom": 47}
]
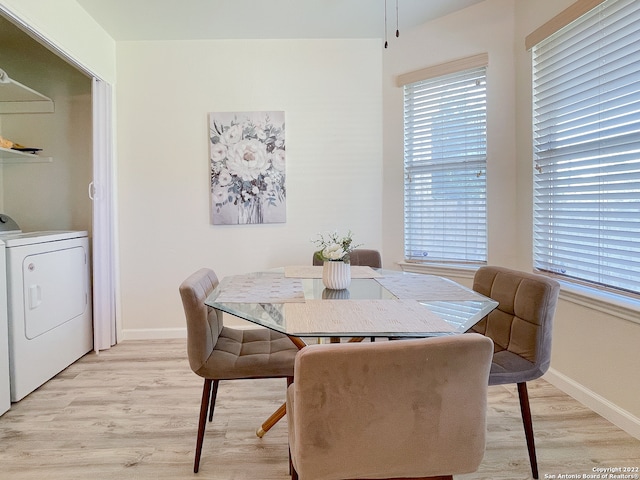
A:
[
  {"left": 322, "top": 261, "right": 351, "bottom": 290},
  {"left": 322, "top": 288, "right": 351, "bottom": 299}
]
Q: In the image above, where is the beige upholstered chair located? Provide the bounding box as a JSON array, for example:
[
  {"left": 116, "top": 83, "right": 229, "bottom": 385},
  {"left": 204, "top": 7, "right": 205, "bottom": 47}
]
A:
[
  {"left": 312, "top": 248, "right": 382, "bottom": 268},
  {"left": 469, "top": 266, "right": 560, "bottom": 479},
  {"left": 179, "top": 268, "right": 298, "bottom": 473},
  {"left": 287, "top": 334, "right": 494, "bottom": 480}
]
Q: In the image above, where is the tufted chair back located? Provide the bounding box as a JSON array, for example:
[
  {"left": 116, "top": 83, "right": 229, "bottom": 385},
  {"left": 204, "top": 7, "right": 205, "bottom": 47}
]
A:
[
  {"left": 469, "top": 265, "right": 560, "bottom": 479},
  {"left": 287, "top": 334, "right": 494, "bottom": 480},
  {"left": 179, "top": 268, "right": 224, "bottom": 377},
  {"left": 470, "top": 266, "right": 560, "bottom": 385},
  {"left": 179, "top": 267, "right": 298, "bottom": 473}
]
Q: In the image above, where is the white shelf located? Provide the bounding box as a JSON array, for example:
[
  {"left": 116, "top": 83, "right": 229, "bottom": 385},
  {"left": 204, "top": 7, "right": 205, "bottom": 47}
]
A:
[
  {"left": 0, "top": 68, "right": 54, "bottom": 114},
  {"left": 0, "top": 68, "right": 54, "bottom": 165},
  {"left": 0, "top": 146, "right": 51, "bottom": 164}
]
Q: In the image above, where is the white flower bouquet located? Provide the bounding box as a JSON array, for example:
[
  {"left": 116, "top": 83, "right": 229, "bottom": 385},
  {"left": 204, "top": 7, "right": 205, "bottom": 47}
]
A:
[{"left": 313, "top": 231, "right": 361, "bottom": 263}]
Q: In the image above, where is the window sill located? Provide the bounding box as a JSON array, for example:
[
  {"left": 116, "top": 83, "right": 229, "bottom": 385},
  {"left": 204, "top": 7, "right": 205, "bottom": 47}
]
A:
[
  {"left": 558, "top": 282, "right": 640, "bottom": 326},
  {"left": 398, "top": 262, "right": 640, "bottom": 326},
  {"left": 397, "top": 261, "right": 478, "bottom": 281}
]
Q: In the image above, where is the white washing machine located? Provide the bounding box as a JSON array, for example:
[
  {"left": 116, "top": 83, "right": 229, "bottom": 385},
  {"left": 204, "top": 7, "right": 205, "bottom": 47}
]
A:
[
  {"left": 0, "top": 214, "right": 93, "bottom": 402},
  {"left": 0, "top": 239, "right": 10, "bottom": 415}
]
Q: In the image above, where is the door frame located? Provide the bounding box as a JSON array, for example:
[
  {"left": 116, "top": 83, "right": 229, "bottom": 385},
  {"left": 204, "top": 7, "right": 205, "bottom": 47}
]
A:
[{"left": 0, "top": 5, "right": 118, "bottom": 351}]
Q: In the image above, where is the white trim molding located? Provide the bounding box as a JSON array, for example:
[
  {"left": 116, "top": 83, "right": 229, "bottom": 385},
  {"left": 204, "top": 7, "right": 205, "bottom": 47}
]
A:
[
  {"left": 121, "top": 320, "right": 257, "bottom": 341},
  {"left": 121, "top": 328, "right": 187, "bottom": 341},
  {"left": 544, "top": 368, "right": 640, "bottom": 440},
  {"left": 395, "top": 53, "right": 488, "bottom": 87},
  {"left": 525, "top": 0, "right": 607, "bottom": 50}
]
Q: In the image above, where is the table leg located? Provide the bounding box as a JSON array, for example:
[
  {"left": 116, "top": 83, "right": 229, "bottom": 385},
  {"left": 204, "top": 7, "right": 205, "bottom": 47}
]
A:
[
  {"left": 256, "top": 402, "right": 287, "bottom": 438},
  {"left": 256, "top": 336, "right": 306, "bottom": 438},
  {"left": 289, "top": 336, "right": 308, "bottom": 350},
  {"left": 256, "top": 336, "right": 365, "bottom": 438}
]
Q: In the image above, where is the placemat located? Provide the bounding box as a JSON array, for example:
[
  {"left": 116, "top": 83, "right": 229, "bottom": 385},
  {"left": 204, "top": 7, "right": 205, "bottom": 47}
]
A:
[
  {"left": 214, "top": 275, "right": 305, "bottom": 303},
  {"left": 284, "top": 299, "right": 456, "bottom": 335},
  {"left": 375, "top": 274, "right": 483, "bottom": 301}
]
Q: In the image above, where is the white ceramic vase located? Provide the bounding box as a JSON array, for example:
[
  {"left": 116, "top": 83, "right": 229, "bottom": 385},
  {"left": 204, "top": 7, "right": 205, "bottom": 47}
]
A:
[
  {"left": 322, "top": 288, "right": 351, "bottom": 299},
  {"left": 322, "top": 261, "right": 351, "bottom": 290}
]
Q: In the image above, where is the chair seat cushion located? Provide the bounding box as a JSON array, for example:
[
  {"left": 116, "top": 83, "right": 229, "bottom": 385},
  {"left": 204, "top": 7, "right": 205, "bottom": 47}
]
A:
[
  {"left": 196, "top": 327, "right": 298, "bottom": 379},
  {"left": 489, "top": 350, "right": 544, "bottom": 385}
]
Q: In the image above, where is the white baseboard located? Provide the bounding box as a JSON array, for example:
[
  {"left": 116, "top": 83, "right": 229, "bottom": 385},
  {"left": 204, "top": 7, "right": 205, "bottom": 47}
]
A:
[
  {"left": 544, "top": 368, "right": 640, "bottom": 440},
  {"left": 120, "top": 322, "right": 256, "bottom": 341},
  {"left": 120, "top": 327, "right": 187, "bottom": 340}
]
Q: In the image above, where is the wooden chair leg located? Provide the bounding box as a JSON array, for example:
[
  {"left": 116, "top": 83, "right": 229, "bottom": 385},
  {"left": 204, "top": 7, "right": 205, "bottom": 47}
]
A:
[
  {"left": 517, "top": 382, "right": 539, "bottom": 479},
  {"left": 194, "top": 378, "right": 213, "bottom": 473},
  {"left": 208, "top": 379, "right": 219, "bottom": 422}
]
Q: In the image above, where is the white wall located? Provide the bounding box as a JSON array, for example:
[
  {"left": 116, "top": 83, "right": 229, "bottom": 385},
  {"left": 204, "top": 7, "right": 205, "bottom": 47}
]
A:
[
  {"left": 382, "top": 0, "right": 518, "bottom": 269},
  {"left": 116, "top": 39, "right": 383, "bottom": 335},
  {"left": 0, "top": 0, "right": 116, "bottom": 83},
  {"left": 383, "top": 0, "right": 640, "bottom": 435},
  {"left": 514, "top": 0, "right": 640, "bottom": 432}
]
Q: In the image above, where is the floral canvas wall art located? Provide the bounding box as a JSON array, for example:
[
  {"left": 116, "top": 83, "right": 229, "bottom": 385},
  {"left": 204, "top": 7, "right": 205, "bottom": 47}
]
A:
[{"left": 209, "top": 111, "right": 286, "bottom": 225}]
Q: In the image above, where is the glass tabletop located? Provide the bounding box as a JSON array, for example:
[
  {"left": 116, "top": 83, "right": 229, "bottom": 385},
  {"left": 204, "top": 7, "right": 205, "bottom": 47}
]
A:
[{"left": 204, "top": 268, "right": 498, "bottom": 338}]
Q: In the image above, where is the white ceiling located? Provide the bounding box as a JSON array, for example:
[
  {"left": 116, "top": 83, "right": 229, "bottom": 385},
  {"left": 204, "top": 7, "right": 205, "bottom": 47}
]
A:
[{"left": 75, "top": 0, "right": 484, "bottom": 41}]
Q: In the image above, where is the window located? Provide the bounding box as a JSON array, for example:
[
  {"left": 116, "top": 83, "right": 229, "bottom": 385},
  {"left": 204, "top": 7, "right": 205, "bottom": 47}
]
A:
[
  {"left": 403, "top": 64, "right": 487, "bottom": 263},
  {"left": 532, "top": 0, "right": 640, "bottom": 295}
]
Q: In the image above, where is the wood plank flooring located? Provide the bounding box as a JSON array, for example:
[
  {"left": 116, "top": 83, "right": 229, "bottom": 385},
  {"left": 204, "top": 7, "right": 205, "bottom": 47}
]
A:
[{"left": 0, "top": 339, "right": 638, "bottom": 479}]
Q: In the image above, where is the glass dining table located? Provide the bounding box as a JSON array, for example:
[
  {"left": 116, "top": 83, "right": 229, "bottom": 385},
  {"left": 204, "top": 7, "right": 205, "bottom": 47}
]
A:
[
  {"left": 204, "top": 265, "right": 498, "bottom": 437},
  {"left": 205, "top": 265, "right": 498, "bottom": 340}
]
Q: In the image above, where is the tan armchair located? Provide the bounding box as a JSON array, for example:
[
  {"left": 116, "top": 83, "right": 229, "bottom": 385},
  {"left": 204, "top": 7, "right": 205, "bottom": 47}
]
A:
[
  {"left": 469, "top": 266, "right": 560, "bottom": 479},
  {"left": 287, "top": 334, "right": 494, "bottom": 480},
  {"left": 179, "top": 268, "right": 298, "bottom": 473}
]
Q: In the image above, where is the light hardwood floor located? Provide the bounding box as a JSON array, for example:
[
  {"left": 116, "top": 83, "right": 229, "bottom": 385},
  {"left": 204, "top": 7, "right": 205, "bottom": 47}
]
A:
[{"left": 0, "top": 339, "right": 638, "bottom": 479}]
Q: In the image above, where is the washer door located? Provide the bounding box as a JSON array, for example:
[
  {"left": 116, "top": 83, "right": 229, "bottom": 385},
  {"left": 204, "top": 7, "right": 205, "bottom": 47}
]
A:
[{"left": 22, "top": 246, "right": 88, "bottom": 339}]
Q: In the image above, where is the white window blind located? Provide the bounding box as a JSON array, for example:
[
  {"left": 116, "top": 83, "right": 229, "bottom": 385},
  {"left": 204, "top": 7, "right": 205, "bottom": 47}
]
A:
[
  {"left": 404, "top": 66, "right": 487, "bottom": 263},
  {"left": 533, "top": 0, "right": 640, "bottom": 295}
]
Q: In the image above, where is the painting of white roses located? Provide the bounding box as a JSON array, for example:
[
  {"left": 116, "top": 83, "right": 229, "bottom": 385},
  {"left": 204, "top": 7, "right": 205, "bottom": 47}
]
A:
[{"left": 209, "top": 111, "right": 286, "bottom": 225}]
